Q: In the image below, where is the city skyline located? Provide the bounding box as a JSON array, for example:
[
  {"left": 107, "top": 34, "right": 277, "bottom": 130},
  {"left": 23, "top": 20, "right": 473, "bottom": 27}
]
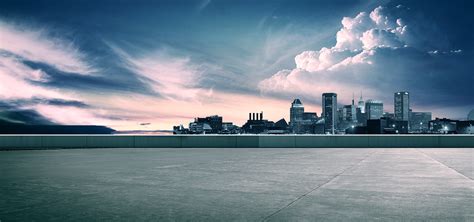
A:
[
  {"left": 174, "top": 90, "right": 473, "bottom": 135},
  {"left": 1, "top": 0, "right": 473, "bottom": 130}
]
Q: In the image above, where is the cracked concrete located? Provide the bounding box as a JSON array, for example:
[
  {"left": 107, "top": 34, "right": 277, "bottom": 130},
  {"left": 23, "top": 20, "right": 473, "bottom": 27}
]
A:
[{"left": 0, "top": 148, "right": 473, "bottom": 221}]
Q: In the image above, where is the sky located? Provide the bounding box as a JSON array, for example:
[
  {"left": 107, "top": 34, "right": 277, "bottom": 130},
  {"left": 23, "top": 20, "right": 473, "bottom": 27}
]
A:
[{"left": 0, "top": 0, "right": 473, "bottom": 130}]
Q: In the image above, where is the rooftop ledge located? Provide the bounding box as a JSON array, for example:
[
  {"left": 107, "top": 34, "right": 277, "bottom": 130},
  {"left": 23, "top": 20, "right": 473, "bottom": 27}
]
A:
[{"left": 0, "top": 134, "right": 473, "bottom": 149}]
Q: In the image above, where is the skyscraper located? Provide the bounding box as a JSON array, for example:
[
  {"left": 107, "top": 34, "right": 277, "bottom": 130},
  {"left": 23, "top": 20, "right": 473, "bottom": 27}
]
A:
[
  {"left": 342, "top": 105, "right": 357, "bottom": 122},
  {"left": 290, "top": 99, "right": 304, "bottom": 130},
  {"left": 344, "top": 94, "right": 357, "bottom": 122},
  {"left": 365, "top": 100, "right": 383, "bottom": 120},
  {"left": 322, "top": 93, "right": 337, "bottom": 134},
  {"left": 394, "top": 91, "right": 410, "bottom": 121}
]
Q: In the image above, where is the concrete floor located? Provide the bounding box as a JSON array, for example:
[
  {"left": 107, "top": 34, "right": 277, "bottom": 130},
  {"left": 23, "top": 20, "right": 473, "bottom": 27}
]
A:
[{"left": 0, "top": 148, "right": 473, "bottom": 221}]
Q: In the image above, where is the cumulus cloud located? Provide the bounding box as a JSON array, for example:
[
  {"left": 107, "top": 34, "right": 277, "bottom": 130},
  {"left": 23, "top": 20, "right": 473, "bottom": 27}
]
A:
[
  {"left": 268, "top": 5, "right": 412, "bottom": 78},
  {"left": 258, "top": 5, "right": 469, "bottom": 110},
  {"left": 360, "top": 29, "right": 404, "bottom": 49},
  {"left": 295, "top": 48, "right": 359, "bottom": 72}
]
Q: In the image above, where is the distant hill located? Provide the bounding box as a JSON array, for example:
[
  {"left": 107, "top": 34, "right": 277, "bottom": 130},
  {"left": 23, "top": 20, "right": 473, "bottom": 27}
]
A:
[{"left": 0, "top": 119, "right": 115, "bottom": 134}]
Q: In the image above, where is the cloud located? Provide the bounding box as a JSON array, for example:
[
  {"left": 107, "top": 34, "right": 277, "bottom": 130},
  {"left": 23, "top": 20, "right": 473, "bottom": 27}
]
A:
[
  {"left": 259, "top": 5, "right": 472, "bottom": 113},
  {"left": 0, "top": 55, "right": 50, "bottom": 82},
  {"left": 0, "top": 51, "right": 130, "bottom": 127},
  {"left": 0, "top": 101, "right": 54, "bottom": 124},
  {"left": 271, "top": 6, "right": 411, "bottom": 76},
  {"left": 0, "top": 21, "right": 114, "bottom": 126},
  {"left": 197, "top": 0, "right": 211, "bottom": 12},
  {"left": 0, "top": 55, "right": 68, "bottom": 100},
  {"left": 0, "top": 20, "right": 99, "bottom": 114},
  {"left": 0, "top": 3, "right": 470, "bottom": 129},
  {"left": 360, "top": 29, "right": 404, "bottom": 49},
  {"left": 34, "top": 105, "right": 107, "bottom": 125},
  {"left": 335, "top": 6, "right": 408, "bottom": 51},
  {"left": 110, "top": 44, "right": 213, "bottom": 101},
  {"left": 2, "top": 98, "right": 90, "bottom": 109},
  {"left": 0, "top": 21, "right": 96, "bottom": 74},
  {"left": 295, "top": 48, "right": 359, "bottom": 72}
]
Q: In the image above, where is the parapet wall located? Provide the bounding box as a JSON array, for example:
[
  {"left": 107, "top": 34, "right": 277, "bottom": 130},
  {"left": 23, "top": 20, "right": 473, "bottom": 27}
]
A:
[{"left": 0, "top": 135, "right": 473, "bottom": 150}]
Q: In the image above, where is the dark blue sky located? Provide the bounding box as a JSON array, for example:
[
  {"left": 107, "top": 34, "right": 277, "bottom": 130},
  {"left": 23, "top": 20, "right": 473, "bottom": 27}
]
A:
[{"left": 0, "top": 0, "right": 473, "bottom": 129}]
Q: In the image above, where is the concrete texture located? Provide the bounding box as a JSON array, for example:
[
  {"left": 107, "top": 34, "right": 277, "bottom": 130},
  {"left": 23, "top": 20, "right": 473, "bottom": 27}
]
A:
[
  {"left": 0, "top": 148, "right": 472, "bottom": 221},
  {"left": 1, "top": 135, "right": 474, "bottom": 149}
]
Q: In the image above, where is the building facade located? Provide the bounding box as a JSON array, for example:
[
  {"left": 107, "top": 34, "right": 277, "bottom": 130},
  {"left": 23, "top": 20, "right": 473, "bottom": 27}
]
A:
[
  {"left": 195, "top": 115, "right": 223, "bottom": 133},
  {"left": 322, "top": 93, "right": 337, "bottom": 134},
  {"left": 365, "top": 100, "right": 383, "bottom": 120},
  {"left": 410, "top": 112, "right": 432, "bottom": 133},
  {"left": 394, "top": 92, "right": 410, "bottom": 121},
  {"left": 357, "top": 92, "right": 365, "bottom": 113},
  {"left": 343, "top": 105, "right": 356, "bottom": 122},
  {"left": 429, "top": 118, "right": 458, "bottom": 134},
  {"left": 290, "top": 99, "right": 304, "bottom": 128}
]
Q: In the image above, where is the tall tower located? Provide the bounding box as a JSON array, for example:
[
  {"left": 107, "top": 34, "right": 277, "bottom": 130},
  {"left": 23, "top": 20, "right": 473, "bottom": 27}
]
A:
[
  {"left": 351, "top": 93, "right": 356, "bottom": 122},
  {"left": 290, "top": 99, "right": 304, "bottom": 129},
  {"left": 352, "top": 93, "right": 355, "bottom": 106},
  {"left": 394, "top": 92, "right": 410, "bottom": 121},
  {"left": 357, "top": 91, "right": 365, "bottom": 113},
  {"left": 322, "top": 93, "right": 337, "bottom": 134}
]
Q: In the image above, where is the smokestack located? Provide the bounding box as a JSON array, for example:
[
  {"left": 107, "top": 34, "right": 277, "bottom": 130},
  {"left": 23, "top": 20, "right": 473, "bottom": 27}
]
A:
[
  {"left": 249, "top": 113, "right": 251, "bottom": 120},
  {"left": 260, "top": 112, "right": 263, "bottom": 120},
  {"left": 252, "top": 113, "right": 256, "bottom": 120}
]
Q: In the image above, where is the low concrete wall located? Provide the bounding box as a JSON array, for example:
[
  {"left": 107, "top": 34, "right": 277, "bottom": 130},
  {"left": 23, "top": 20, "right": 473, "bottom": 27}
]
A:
[{"left": 0, "top": 135, "right": 473, "bottom": 150}]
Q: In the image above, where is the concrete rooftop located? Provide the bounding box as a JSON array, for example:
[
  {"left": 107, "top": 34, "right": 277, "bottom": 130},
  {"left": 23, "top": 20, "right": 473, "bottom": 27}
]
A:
[{"left": 1, "top": 148, "right": 473, "bottom": 221}]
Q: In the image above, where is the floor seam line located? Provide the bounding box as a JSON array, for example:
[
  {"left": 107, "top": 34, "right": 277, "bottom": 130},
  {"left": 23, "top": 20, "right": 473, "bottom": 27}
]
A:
[
  {"left": 260, "top": 149, "right": 379, "bottom": 222},
  {"left": 415, "top": 149, "right": 473, "bottom": 181}
]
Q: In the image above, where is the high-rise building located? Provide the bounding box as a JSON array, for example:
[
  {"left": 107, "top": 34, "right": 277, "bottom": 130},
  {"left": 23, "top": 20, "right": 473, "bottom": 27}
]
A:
[
  {"left": 322, "top": 93, "right": 337, "bottom": 134},
  {"left": 365, "top": 100, "right": 383, "bottom": 120},
  {"left": 290, "top": 99, "right": 304, "bottom": 129},
  {"left": 394, "top": 91, "right": 410, "bottom": 121},
  {"left": 337, "top": 107, "right": 344, "bottom": 124},
  {"left": 356, "top": 107, "right": 366, "bottom": 125},
  {"left": 342, "top": 96, "right": 357, "bottom": 123}
]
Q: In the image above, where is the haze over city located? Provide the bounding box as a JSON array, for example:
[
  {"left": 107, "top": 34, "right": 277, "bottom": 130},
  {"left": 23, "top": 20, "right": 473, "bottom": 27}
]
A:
[{"left": 0, "top": 0, "right": 472, "bottom": 131}]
